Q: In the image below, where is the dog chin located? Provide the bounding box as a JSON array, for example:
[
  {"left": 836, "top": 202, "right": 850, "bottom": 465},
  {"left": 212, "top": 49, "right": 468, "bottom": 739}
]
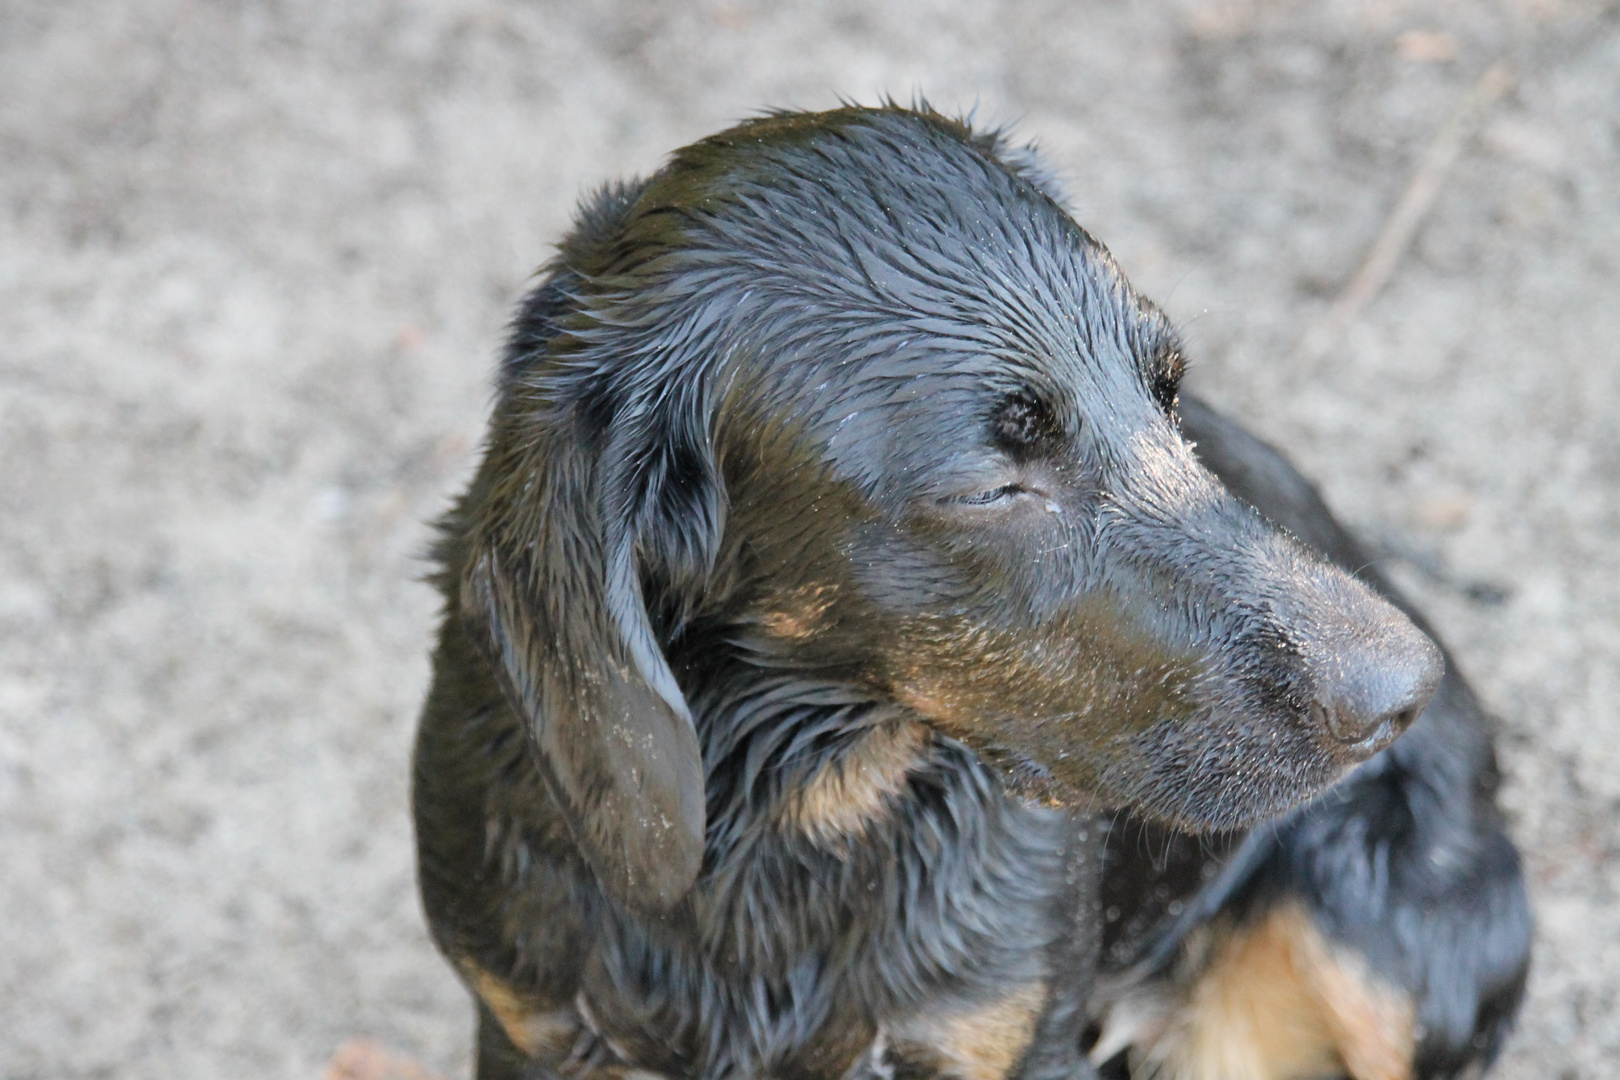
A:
[
  {"left": 966, "top": 737, "right": 1341, "bottom": 833},
  {"left": 1088, "top": 715, "right": 1350, "bottom": 833}
]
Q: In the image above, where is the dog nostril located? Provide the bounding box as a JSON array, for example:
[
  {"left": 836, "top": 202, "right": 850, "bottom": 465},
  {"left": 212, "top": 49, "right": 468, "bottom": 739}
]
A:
[
  {"left": 1314, "top": 620, "right": 1443, "bottom": 757},
  {"left": 1314, "top": 700, "right": 1368, "bottom": 745}
]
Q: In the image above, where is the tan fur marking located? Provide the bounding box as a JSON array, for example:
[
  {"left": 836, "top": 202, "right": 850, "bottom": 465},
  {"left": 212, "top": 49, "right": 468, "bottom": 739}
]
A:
[
  {"left": 890, "top": 983, "right": 1047, "bottom": 1080},
  {"left": 781, "top": 720, "right": 930, "bottom": 848},
  {"left": 759, "top": 584, "right": 837, "bottom": 640},
  {"left": 464, "top": 964, "right": 580, "bottom": 1059},
  {"left": 1096, "top": 903, "right": 1414, "bottom": 1080},
  {"left": 1308, "top": 930, "right": 1418, "bottom": 1080}
]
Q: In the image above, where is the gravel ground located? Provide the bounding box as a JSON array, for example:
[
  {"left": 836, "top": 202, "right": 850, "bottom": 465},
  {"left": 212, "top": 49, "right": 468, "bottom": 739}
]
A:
[{"left": 2, "top": 1, "right": 1616, "bottom": 1077}]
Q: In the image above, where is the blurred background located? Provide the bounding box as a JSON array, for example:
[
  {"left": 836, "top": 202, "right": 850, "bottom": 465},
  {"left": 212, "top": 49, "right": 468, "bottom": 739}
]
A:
[{"left": 1, "top": 1, "right": 1616, "bottom": 1077}]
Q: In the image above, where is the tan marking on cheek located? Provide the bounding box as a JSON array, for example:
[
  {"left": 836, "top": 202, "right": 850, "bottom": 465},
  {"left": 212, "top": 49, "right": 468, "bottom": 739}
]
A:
[
  {"left": 781, "top": 720, "right": 930, "bottom": 848},
  {"left": 889, "top": 983, "right": 1047, "bottom": 1080},
  {"left": 891, "top": 684, "right": 963, "bottom": 735},
  {"left": 888, "top": 602, "right": 1200, "bottom": 746},
  {"left": 462, "top": 964, "right": 581, "bottom": 1060},
  {"left": 1093, "top": 903, "right": 1414, "bottom": 1080},
  {"left": 758, "top": 583, "right": 838, "bottom": 640}
]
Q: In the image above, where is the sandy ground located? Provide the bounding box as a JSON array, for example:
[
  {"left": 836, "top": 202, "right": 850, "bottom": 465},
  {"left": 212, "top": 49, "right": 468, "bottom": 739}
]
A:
[{"left": 2, "top": 1, "right": 1617, "bottom": 1077}]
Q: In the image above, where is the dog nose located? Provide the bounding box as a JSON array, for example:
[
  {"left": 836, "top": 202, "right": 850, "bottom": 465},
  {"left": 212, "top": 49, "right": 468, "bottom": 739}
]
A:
[{"left": 1312, "top": 608, "right": 1443, "bottom": 759}]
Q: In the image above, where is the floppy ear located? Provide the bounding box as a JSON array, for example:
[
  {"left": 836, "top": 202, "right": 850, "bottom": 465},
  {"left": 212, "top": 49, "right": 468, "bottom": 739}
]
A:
[{"left": 459, "top": 386, "right": 719, "bottom": 913}]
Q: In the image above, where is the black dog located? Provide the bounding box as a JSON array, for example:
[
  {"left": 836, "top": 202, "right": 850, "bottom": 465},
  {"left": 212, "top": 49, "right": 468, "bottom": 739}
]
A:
[{"left": 413, "top": 106, "right": 1529, "bottom": 1080}]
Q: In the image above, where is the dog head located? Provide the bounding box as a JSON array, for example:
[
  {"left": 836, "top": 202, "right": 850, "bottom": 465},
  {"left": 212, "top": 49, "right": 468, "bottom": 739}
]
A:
[{"left": 456, "top": 106, "right": 1441, "bottom": 912}]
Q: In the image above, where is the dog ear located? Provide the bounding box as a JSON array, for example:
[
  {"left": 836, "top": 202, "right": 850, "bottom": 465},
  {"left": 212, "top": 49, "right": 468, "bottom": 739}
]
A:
[{"left": 459, "top": 372, "right": 719, "bottom": 914}]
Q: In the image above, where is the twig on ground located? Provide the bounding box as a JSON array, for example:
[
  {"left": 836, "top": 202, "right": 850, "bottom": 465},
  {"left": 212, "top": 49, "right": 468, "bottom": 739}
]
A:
[{"left": 1296, "top": 61, "right": 1515, "bottom": 362}]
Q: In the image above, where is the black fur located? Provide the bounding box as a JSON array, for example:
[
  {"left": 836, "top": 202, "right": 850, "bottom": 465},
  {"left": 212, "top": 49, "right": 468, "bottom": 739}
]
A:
[
  {"left": 412, "top": 106, "right": 1526, "bottom": 1080},
  {"left": 1093, "top": 400, "right": 1531, "bottom": 1080}
]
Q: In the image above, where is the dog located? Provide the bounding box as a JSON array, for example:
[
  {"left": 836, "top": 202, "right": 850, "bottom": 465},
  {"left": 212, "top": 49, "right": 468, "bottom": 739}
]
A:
[{"left": 412, "top": 105, "right": 1530, "bottom": 1080}]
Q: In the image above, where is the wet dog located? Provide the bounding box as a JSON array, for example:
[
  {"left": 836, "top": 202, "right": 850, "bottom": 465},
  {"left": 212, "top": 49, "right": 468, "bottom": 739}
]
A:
[{"left": 413, "top": 106, "right": 1529, "bottom": 1080}]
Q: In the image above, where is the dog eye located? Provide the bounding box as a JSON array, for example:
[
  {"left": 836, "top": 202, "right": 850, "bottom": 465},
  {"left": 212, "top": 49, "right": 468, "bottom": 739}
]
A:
[{"left": 945, "top": 484, "right": 1028, "bottom": 506}]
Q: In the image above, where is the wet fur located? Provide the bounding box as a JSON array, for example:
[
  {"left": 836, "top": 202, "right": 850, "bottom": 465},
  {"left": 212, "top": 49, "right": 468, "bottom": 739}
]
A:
[
  {"left": 1092, "top": 401, "right": 1531, "bottom": 1080},
  {"left": 412, "top": 106, "right": 1528, "bottom": 1080}
]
